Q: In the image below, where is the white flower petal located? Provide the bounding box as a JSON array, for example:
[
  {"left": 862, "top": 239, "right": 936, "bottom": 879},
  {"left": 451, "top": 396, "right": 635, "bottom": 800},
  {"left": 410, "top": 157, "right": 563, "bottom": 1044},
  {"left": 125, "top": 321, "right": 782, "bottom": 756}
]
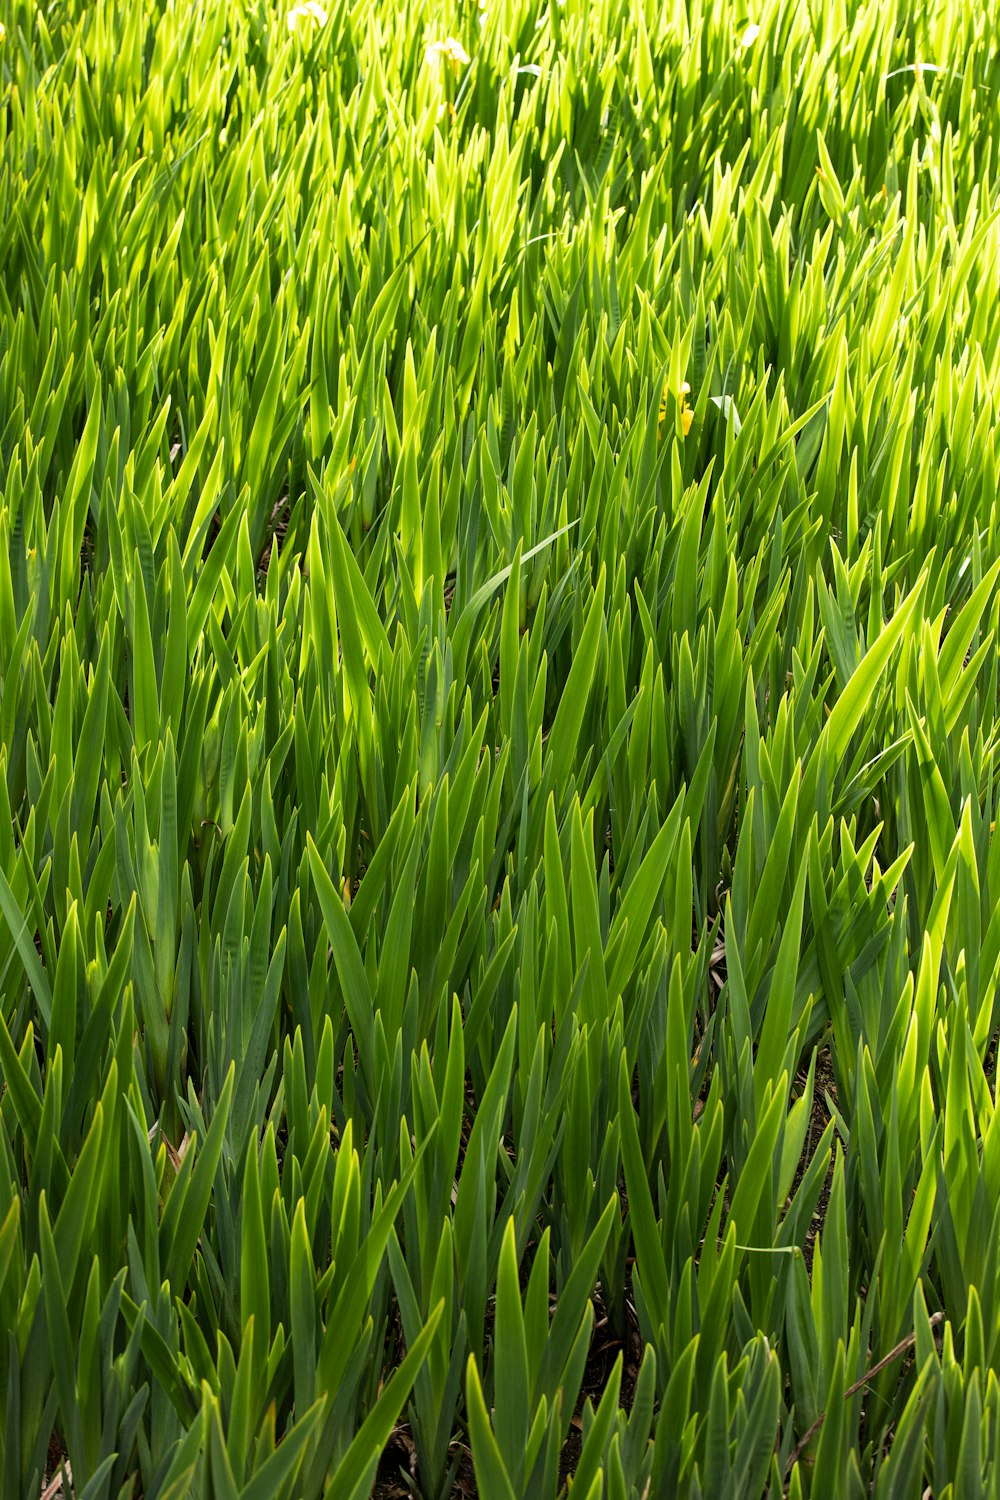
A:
[{"left": 287, "top": 1, "right": 328, "bottom": 32}]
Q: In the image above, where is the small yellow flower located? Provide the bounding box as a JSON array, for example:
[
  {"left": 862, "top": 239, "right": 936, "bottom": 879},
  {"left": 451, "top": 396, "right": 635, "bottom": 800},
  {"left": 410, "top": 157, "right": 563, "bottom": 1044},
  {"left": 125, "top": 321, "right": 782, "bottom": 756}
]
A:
[
  {"left": 287, "top": 0, "right": 328, "bottom": 33},
  {"left": 658, "top": 380, "right": 693, "bottom": 438},
  {"left": 681, "top": 393, "right": 694, "bottom": 436},
  {"left": 425, "top": 36, "right": 470, "bottom": 73},
  {"left": 0, "top": 21, "right": 6, "bottom": 41}
]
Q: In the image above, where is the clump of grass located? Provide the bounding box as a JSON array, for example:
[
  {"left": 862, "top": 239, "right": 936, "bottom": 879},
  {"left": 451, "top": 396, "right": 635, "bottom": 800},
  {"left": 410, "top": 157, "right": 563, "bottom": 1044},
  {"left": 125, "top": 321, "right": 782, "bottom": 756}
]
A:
[{"left": 0, "top": 0, "right": 998, "bottom": 1495}]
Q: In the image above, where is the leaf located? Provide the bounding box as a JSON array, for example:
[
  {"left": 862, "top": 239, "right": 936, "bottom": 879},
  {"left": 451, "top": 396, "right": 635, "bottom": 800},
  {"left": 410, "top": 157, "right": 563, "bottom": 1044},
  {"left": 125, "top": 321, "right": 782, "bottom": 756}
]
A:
[
  {"left": 162, "top": 1065, "right": 235, "bottom": 1288},
  {"left": 0, "top": 866, "right": 52, "bottom": 1028},
  {"left": 324, "top": 1302, "right": 444, "bottom": 1499},
  {"left": 307, "top": 836, "right": 375, "bottom": 1087},
  {"left": 466, "top": 1354, "right": 518, "bottom": 1500},
  {"left": 547, "top": 569, "right": 607, "bottom": 789}
]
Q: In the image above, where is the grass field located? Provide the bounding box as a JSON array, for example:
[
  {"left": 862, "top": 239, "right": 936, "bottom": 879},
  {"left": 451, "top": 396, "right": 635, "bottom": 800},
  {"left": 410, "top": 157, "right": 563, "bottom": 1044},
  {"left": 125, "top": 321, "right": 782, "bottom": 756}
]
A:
[{"left": 1, "top": 0, "right": 1000, "bottom": 1494}]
